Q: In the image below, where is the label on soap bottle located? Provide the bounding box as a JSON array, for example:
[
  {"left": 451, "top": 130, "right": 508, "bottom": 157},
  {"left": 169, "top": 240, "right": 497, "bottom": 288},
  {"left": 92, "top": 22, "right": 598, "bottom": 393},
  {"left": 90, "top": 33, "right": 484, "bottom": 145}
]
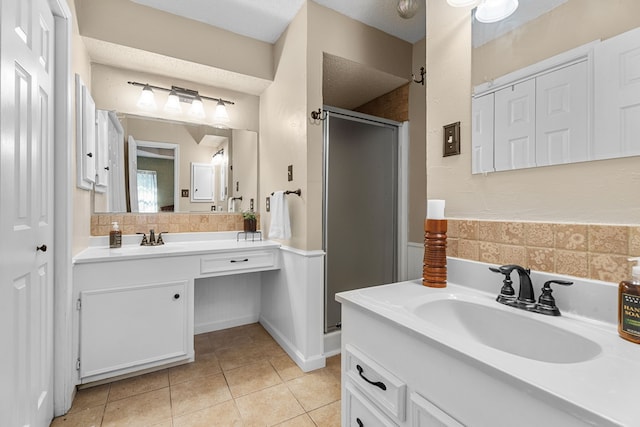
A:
[{"left": 622, "top": 293, "right": 640, "bottom": 337}]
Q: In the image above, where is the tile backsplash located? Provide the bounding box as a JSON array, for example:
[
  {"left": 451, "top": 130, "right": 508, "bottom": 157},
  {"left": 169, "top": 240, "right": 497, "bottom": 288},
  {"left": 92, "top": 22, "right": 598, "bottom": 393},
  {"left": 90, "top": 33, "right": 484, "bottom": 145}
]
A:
[
  {"left": 91, "top": 213, "right": 256, "bottom": 236},
  {"left": 446, "top": 219, "right": 640, "bottom": 284}
]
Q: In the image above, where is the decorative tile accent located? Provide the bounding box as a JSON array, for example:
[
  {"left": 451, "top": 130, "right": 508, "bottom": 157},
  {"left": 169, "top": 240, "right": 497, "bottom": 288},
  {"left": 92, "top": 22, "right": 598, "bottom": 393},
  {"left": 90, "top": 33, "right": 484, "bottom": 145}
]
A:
[
  {"left": 589, "top": 254, "right": 629, "bottom": 283},
  {"left": 554, "top": 224, "right": 588, "bottom": 251},
  {"left": 524, "top": 222, "right": 554, "bottom": 248},
  {"left": 445, "top": 219, "right": 639, "bottom": 284},
  {"left": 589, "top": 225, "right": 629, "bottom": 255},
  {"left": 457, "top": 220, "right": 479, "bottom": 240},
  {"left": 630, "top": 226, "right": 640, "bottom": 257},
  {"left": 526, "top": 248, "right": 555, "bottom": 273},
  {"left": 447, "top": 220, "right": 460, "bottom": 239},
  {"left": 91, "top": 213, "right": 253, "bottom": 236}
]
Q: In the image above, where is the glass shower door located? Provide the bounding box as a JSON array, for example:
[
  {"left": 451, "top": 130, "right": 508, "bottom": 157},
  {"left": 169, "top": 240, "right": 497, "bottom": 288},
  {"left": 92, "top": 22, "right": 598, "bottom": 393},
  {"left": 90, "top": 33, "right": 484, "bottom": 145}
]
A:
[{"left": 324, "top": 110, "right": 398, "bottom": 332}]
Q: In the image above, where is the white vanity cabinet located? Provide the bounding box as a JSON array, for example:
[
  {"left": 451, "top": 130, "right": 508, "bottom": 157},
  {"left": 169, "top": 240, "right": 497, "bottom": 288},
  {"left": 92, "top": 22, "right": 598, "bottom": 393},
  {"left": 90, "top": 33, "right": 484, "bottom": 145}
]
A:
[
  {"left": 73, "top": 238, "right": 281, "bottom": 384},
  {"left": 339, "top": 299, "right": 613, "bottom": 427},
  {"left": 73, "top": 256, "right": 196, "bottom": 384},
  {"left": 79, "top": 279, "right": 190, "bottom": 381}
]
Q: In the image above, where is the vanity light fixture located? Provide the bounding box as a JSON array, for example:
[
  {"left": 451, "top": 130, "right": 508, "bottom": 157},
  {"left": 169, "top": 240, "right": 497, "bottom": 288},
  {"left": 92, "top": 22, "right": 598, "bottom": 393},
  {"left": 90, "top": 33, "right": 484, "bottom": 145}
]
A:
[
  {"left": 211, "top": 148, "right": 224, "bottom": 164},
  {"left": 128, "top": 81, "right": 234, "bottom": 123},
  {"left": 447, "top": 0, "right": 519, "bottom": 24}
]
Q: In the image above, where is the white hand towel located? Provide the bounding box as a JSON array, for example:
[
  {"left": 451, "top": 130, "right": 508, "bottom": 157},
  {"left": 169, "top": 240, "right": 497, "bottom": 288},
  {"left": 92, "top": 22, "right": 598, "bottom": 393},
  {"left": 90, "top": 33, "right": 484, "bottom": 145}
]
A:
[
  {"left": 227, "top": 197, "right": 235, "bottom": 212},
  {"left": 269, "top": 191, "right": 291, "bottom": 240}
]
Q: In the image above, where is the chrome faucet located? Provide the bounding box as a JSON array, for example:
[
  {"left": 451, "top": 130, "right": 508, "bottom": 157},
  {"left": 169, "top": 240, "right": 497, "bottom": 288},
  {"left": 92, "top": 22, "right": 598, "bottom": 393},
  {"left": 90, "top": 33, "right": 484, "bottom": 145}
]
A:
[{"left": 490, "top": 264, "right": 573, "bottom": 316}]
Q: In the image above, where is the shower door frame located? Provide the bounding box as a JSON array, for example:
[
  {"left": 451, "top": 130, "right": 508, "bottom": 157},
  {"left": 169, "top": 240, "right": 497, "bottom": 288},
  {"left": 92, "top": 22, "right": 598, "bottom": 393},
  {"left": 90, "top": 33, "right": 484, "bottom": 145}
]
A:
[{"left": 322, "top": 106, "right": 409, "bottom": 333}]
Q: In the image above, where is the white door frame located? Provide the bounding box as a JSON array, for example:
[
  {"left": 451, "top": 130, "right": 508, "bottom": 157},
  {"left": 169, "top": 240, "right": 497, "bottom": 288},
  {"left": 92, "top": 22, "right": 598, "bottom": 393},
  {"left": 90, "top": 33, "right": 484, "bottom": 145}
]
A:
[{"left": 49, "top": 0, "right": 74, "bottom": 416}]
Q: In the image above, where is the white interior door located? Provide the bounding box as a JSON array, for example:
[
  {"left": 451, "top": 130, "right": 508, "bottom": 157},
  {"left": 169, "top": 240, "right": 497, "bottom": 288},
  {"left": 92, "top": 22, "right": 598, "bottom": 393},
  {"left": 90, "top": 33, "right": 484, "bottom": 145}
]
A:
[{"left": 0, "top": 0, "right": 55, "bottom": 425}]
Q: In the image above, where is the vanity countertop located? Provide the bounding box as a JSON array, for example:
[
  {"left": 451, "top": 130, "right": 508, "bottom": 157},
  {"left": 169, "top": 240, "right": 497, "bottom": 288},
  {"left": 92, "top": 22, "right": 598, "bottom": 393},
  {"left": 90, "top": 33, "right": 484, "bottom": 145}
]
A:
[
  {"left": 337, "top": 260, "right": 640, "bottom": 427},
  {"left": 74, "top": 231, "right": 280, "bottom": 264}
]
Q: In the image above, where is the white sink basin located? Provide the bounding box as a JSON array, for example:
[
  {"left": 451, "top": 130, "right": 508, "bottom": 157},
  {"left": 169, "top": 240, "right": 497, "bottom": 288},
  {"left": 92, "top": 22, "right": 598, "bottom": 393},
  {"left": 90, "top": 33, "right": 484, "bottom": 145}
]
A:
[{"left": 411, "top": 298, "right": 602, "bottom": 363}]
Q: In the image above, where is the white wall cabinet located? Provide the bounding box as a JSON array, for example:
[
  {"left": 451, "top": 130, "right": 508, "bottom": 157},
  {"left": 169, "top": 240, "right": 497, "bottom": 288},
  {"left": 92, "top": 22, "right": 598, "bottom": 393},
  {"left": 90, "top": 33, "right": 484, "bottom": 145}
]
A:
[
  {"left": 474, "top": 61, "right": 589, "bottom": 173},
  {"left": 75, "top": 74, "right": 96, "bottom": 190},
  {"left": 594, "top": 26, "right": 640, "bottom": 160},
  {"left": 79, "top": 280, "right": 190, "bottom": 380},
  {"left": 191, "top": 162, "right": 215, "bottom": 202}
]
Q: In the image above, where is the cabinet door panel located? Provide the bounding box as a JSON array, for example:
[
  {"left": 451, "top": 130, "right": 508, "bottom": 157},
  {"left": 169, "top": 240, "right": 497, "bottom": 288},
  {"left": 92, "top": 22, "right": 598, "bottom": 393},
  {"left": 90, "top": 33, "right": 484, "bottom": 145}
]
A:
[
  {"left": 80, "top": 280, "right": 189, "bottom": 379},
  {"left": 471, "top": 93, "right": 495, "bottom": 174},
  {"left": 411, "top": 392, "right": 463, "bottom": 427},
  {"left": 536, "top": 61, "right": 589, "bottom": 166},
  {"left": 594, "top": 26, "right": 640, "bottom": 160},
  {"left": 494, "top": 80, "right": 536, "bottom": 171}
]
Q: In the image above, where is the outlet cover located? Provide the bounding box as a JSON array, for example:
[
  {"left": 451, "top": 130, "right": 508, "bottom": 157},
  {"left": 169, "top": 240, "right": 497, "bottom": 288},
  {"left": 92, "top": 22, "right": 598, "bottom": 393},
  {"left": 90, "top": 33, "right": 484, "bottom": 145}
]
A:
[
  {"left": 181, "top": 189, "right": 189, "bottom": 197},
  {"left": 443, "top": 122, "right": 461, "bottom": 157},
  {"left": 266, "top": 197, "right": 271, "bottom": 212}
]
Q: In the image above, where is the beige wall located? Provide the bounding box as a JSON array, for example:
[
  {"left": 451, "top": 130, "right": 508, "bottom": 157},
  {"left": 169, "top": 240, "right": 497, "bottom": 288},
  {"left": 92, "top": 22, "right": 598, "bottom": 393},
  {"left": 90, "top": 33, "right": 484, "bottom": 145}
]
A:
[
  {"left": 426, "top": 0, "right": 640, "bottom": 225},
  {"left": 259, "top": 3, "right": 309, "bottom": 249},
  {"left": 473, "top": 0, "right": 640, "bottom": 86},
  {"left": 409, "top": 38, "right": 426, "bottom": 243},
  {"left": 70, "top": 0, "right": 93, "bottom": 255},
  {"left": 74, "top": 0, "right": 273, "bottom": 81}
]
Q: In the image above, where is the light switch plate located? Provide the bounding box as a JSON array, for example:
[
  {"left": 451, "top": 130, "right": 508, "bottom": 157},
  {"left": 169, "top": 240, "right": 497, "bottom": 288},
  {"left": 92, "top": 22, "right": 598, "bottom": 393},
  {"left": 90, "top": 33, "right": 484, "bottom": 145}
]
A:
[
  {"left": 287, "top": 165, "right": 293, "bottom": 182},
  {"left": 443, "top": 122, "right": 461, "bottom": 157},
  {"left": 181, "top": 189, "right": 189, "bottom": 197}
]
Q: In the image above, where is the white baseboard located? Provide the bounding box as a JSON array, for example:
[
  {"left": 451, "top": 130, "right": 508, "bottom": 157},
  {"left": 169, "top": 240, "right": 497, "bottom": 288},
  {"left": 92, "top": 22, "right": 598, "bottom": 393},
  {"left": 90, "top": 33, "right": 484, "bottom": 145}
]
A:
[
  {"left": 195, "top": 314, "right": 260, "bottom": 335},
  {"left": 324, "top": 330, "right": 341, "bottom": 357},
  {"left": 260, "top": 315, "right": 326, "bottom": 372}
]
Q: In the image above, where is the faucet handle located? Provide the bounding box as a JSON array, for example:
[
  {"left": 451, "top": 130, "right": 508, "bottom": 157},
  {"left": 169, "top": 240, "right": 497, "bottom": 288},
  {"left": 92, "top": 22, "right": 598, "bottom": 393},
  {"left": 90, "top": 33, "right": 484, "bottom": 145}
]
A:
[
  {"left": 157, "top": 232, "right": 168, "bottom": 245},
  {"left": 536, "top": 280, "right": 573, "bottom": 316},
  {"left": 136, "top": 232, "right": 148, "bottom": 246},
  {"left": 489, "top": 266, "right": 516, "bottom": 303}
]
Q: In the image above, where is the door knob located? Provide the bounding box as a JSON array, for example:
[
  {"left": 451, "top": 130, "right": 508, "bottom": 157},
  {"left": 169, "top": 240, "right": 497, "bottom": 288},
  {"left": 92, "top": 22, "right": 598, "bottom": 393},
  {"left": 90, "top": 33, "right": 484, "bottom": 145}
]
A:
[{"left": 36, "top": 244, "right": 47, "bottom": 252}]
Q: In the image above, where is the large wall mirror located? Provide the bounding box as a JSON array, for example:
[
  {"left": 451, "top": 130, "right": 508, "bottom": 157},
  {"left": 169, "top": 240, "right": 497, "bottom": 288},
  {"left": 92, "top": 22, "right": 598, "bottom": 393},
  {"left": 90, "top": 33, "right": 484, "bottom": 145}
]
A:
[
  {"left": 471, "top": 0, "right": 640, "bottom": 172},
  {"left": 94, "top": 113, "right": 258, "bottom": 214}
]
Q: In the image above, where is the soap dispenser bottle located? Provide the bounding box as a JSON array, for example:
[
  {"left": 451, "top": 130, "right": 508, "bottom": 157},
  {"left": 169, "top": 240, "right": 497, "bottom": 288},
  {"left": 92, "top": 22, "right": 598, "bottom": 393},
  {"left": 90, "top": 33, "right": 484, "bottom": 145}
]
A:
[
  {"left": 619, "top": 258, "right": 640, "bottom": 344},
  {"left": 109, "top": 221, "right": 122, "bottom": 248}
]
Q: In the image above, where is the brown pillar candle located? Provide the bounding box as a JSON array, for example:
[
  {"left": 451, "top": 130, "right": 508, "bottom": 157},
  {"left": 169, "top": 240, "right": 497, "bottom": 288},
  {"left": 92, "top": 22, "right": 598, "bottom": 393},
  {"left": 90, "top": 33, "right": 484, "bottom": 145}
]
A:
[{"left": 423, "top": 218, "right": 447, "bottom": 288}]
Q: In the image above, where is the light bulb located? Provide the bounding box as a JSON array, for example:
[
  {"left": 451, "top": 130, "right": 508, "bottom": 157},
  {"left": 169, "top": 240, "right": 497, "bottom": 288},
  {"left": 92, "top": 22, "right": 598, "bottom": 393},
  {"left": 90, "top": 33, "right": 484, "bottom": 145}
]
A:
[
  {"left": 213, "top": 100, "right": 230, "bottom": 124},
  {"left": 136, "top": 84, "right": 157, "bottom": 110},
  {"left": 397, "top": 0, "right": 420, "bottom": 19},
  {"left": 188, "top": 95, "right": 205, "bottom": 119},
  {"left": 475, "top": 0, "right": 518, "bottom": 23},
  {"left": 164, "top": 89, "right": 182, "bottom": 114}
]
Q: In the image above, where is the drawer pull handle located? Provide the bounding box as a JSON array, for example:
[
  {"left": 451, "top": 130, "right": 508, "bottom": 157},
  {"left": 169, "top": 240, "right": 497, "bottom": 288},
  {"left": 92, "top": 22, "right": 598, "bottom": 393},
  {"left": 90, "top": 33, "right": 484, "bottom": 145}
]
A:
[
  {"left": 356, "top": 364, "right": 387, "bottom": 391},
  {"left": 230, "top": 258, "right": 249, "bottom": 263},
  {"left": 356, "top": 418, "right": 363, "bottom": 427}
]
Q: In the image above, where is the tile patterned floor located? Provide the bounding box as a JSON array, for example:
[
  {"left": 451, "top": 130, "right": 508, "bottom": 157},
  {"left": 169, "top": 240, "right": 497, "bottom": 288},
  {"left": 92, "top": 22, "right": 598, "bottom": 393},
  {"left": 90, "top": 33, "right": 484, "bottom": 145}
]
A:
[{"left": 51, "top": 323, "right": 341, "bottom": 427}]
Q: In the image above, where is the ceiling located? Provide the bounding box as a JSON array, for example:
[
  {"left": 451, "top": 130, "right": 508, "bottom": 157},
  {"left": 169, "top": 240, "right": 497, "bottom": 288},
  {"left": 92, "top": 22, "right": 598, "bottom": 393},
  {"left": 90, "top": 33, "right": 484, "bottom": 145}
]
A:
[
  {"left": 84, "top": 0, "right": 425, "bottom": 110},
  {"left": 131, "top": 0, "right": 426, "bottom": 44}
]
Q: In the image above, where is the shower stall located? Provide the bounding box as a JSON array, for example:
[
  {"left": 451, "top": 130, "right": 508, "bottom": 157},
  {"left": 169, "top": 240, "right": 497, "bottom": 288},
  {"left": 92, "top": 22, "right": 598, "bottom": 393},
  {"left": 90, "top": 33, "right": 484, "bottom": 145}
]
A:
[{"left": 323, "top": 107, "right": 403, "bottom": 333}]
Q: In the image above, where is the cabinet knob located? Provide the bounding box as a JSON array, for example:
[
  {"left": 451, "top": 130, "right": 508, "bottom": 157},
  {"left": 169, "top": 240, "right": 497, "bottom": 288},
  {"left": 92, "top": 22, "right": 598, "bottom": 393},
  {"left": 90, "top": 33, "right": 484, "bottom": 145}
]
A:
[
  {"left": 86, "top": 152, "right": 93, "bottom": 158},
  {"left": 36, "top": 244, "right": 47, "bottom": 252},
  {"left": 173, "top": 293, "right": 180, "bottom": 300},
  {"left": 104, "top": 166, "right": 109, "bottom": 171}
]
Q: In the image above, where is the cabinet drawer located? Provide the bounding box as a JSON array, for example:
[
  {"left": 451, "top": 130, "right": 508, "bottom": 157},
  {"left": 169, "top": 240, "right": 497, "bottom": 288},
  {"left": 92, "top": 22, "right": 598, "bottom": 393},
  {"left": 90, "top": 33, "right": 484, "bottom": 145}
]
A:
[
  {"left": 345, "top": 344, "right": 407, "bottom": 422},
  {"left": 200, "top": 250, "right": 277, "bottom": 275},
  {"left": 411, "top": 392, "right": 463, "bottom": 427},
  {"left": 344, "top": 382, "right": 397, "bottom": 427}
]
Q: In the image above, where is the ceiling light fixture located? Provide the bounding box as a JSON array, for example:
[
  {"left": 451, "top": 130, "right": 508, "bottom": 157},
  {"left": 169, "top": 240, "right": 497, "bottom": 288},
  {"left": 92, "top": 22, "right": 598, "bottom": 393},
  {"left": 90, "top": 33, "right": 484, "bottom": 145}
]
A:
[
  {"left": 397, "top": 0, "right": 420, "bottom": 19},
  {"left": 475, "top": 0, "right": 519, "bottom": 23},
  {"left": 128, "top": 81, "right": 234, "bottom": 123},
  {"left": 447, "top": 0, "right": 518, "bottom": 24}
]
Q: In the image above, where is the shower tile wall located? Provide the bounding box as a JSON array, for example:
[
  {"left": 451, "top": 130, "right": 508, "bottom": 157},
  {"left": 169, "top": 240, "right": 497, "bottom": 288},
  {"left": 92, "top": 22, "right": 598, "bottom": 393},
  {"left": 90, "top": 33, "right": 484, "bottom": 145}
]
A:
[{"left": 447, "top": 219, "right": 640, "bottom": 284}]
